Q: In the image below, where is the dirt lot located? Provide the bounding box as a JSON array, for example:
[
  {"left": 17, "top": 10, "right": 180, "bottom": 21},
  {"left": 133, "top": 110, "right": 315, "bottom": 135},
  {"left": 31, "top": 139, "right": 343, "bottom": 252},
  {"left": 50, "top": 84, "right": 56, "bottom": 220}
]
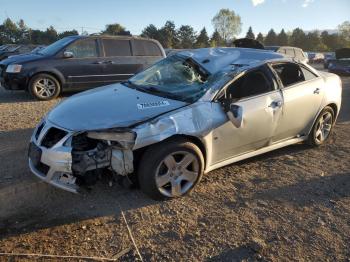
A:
[{"left": 0, "top": 65, "right": 349, "bottom": 261}]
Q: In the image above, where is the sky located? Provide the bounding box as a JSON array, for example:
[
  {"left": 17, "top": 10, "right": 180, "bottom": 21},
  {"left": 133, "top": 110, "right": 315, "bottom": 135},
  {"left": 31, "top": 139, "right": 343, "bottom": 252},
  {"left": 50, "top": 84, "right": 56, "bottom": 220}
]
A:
[{"left": 1, "top": 0, "right": 349, "bottom": 36}]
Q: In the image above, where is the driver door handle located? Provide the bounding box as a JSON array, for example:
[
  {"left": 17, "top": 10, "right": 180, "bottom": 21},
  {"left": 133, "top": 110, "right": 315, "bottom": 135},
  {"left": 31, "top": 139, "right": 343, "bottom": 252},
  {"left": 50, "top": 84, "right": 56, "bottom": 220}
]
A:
[
  {"left": 314, "top": 88, "right": 320, "bottom": 94},
  {"left": 269, "top": 101, "right": 282, "bottom": 108}
]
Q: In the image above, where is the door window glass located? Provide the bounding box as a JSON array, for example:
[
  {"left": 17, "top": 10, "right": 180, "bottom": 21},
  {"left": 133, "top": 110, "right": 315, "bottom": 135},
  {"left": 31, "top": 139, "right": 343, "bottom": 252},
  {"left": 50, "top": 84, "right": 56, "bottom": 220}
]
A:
[
  {"left": 285, "top": 49, "right": 295, "bottom": 57},
  {"left": 65, "top": 39, "right": 98, "bottom": 58},
  {"left": 272, "top": 63, "right": 305, "bottom": 87},
  {"left": 102, "top": 39, "right": 131, "bottom": 57},
  {"left": 226, "top": 68, "right": 274, "bottom": 100}
]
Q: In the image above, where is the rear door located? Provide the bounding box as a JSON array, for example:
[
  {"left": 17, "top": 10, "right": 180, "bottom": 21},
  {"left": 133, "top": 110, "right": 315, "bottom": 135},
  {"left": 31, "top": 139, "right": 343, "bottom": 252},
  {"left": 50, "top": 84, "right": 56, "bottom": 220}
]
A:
[
  {"left": 100, "top": 38, "right": 137, "bottom": 83},
  {"left": 55, "top": 38, "right": 105, "bottom": 89},
  {"left": 270, "top": 62, "right": 324, "bottom": 142}
]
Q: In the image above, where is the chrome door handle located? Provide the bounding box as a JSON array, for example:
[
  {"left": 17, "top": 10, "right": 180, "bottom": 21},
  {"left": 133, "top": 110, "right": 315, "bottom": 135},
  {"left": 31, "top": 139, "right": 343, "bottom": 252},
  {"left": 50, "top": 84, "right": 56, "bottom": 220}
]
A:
[
  {"left": 269, "top": 101, "right": 282, "bottom": 108},
  {"left": 314, "top": 88, "right": 320, "bottom": 94}
]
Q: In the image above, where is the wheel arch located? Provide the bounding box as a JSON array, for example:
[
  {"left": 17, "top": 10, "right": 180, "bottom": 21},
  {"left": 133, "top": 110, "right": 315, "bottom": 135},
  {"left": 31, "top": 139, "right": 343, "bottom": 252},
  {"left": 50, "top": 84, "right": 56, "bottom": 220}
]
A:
[
  {"left": 28, "top": 70, "right": 65, "bottom": 89},
  {"left": 133, "top": 134, "right": 207, "bottom": 171}
]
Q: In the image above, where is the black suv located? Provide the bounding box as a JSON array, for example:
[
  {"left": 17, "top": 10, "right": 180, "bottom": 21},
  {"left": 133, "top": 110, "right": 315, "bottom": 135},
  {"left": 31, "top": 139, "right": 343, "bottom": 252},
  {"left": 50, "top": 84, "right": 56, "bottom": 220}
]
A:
[{"left": 0, "top": 35, "right": 165, "bottom": 100}]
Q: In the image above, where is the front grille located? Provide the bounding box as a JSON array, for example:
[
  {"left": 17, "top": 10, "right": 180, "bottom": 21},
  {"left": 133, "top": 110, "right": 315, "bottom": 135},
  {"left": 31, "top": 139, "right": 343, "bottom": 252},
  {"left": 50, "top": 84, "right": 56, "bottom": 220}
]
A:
[
  {"left": 41, "top": 127, "right": 68, "bottom": 148},
  {"left": 35, "top": 162, "right": 50, "bottom": 175}
]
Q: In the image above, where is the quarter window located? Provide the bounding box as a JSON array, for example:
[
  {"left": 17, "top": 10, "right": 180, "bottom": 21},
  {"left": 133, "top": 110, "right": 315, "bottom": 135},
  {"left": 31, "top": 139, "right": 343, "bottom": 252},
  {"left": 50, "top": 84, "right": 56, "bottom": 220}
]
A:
[
  {"left": 133, "top": 40, "right": 162, "bottom": 56},
  {"left": 65, "top": 39, "right": 98, "bottom": 58},
  {"left": 102, "top": 39, "right": 132, "bottom": 57},
  {"left": 300, "top": 67, "right": 318, "bottom": 81},
  {"left": 272, "top": 63, "right": 305, "bottom": 87}
]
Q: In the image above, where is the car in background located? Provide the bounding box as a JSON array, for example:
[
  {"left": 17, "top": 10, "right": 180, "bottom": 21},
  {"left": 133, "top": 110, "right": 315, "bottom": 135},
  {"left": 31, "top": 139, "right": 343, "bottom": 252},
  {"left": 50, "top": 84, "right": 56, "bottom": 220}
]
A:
[
  {"left": 265, "top": 46, "right": 309, "bottom": 64},
  {"left": 28, "top": 47, "right": 342, "bottom": 200},
  {"left": 0, "top": 45, "right": 38, "bottom": 61},
  {"left": 328, "top": 48, "right": 350, "bottom": 76},
  {"left": 307, "top": 52, "right": 325, "bottom": 64},
  {"left": 0, "top": 35, "right": 165, "bottom": 100},
  {"left": 323, "top": 52, "right": 335, "bottom": 69}
]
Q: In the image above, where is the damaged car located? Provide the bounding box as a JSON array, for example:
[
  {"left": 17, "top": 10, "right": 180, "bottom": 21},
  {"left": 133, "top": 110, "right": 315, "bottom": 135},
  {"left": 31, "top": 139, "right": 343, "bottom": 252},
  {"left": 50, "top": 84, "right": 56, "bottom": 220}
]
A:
[{"left": 28, "top": 47, "right": 342, "bottom": 200}]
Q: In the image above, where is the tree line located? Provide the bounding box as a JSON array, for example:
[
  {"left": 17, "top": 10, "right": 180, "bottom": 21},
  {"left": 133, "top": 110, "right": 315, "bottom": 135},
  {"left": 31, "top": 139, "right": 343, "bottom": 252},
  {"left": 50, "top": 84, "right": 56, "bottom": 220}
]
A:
[{"left": 0, "top": 9, "right": 349, "bottom": 52}]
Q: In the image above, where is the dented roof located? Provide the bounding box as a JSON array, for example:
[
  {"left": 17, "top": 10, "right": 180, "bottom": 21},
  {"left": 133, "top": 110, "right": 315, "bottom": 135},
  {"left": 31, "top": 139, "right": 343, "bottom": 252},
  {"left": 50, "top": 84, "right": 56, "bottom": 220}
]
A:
[{"left": 177, "top": 47, "right": 285, "bottom": 74}]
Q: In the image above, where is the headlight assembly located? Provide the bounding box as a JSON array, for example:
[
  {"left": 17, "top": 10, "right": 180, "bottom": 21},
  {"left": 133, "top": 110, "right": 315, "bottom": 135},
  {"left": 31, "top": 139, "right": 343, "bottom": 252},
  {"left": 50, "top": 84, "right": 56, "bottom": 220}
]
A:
[{"left": 6, "top": 64, "right": 22, "bottom": 73}]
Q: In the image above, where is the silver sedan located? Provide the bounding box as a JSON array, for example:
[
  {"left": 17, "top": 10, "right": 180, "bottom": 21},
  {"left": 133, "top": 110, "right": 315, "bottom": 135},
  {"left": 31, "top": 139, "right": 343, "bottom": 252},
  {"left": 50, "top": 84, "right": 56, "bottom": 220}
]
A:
[{"left": 28, "top": 48, "right": 342, "bottom": 200}]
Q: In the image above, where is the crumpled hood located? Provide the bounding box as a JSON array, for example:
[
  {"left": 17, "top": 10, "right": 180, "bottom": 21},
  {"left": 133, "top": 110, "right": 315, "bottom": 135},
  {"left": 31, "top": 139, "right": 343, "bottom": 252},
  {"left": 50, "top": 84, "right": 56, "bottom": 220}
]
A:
[{"left": 47, "top": 83, "right": 188, "bottom": 131}]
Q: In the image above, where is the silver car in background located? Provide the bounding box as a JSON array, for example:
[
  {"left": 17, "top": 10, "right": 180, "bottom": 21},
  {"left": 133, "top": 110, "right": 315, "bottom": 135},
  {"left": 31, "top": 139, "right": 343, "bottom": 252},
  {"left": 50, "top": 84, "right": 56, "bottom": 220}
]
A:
[{"left": 28, "top": 48, "right": 342, "bottom": 200}]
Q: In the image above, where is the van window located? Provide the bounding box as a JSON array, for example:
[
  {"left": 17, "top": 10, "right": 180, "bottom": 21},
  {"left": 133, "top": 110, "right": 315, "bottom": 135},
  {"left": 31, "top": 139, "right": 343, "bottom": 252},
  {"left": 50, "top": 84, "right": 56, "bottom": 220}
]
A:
[
  {"left": 285, "top": 49, "right": 295, "bottom": 57},
  {"left": 226, "top": 68, "right": 274, "bottom": 100},
  {"left": 272, "top": 63, "right": 305, "bottom": 87},
  {"left": 133, "top": 40, "right": 162, "bottom": 56},
  {"left": 65, "top": 39, "right": 98, "bottom": 58},
  {"left": 102, "top": 39, "right": 132, "bottom": 57}
]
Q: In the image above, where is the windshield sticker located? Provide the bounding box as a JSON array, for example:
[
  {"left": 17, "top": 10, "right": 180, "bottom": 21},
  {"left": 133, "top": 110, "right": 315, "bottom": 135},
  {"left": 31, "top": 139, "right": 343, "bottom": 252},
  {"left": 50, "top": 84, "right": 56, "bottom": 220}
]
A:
[{"left": 137, "top": 101, "right": 170, "bottom": 110}]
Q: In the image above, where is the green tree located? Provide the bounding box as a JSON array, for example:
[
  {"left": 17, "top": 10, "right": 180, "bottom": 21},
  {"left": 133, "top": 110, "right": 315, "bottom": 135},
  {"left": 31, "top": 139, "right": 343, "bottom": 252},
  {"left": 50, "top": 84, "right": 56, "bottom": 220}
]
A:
[
  {"left": 0, "top": 18, "right": 18, "bottom": 43},
  {"left": 194, "top": 27, "right": 209, "bottom": 48},
  {"left": 159, "top": 21, "right": 178, "bottom": 48},
  {"left": 58, "top": 30, "right": 79, "bottom": 39},
  {"left": 305, "top": 31, "right": 321, "bottom": 51},
  {"left": 276, "top": 29, "right": 288, "bottom": 46},
  {"left": 264, "top": 29, "right": 277, "bottom": 46},
  {"left": 177, "top": 25, "right": 196, "bottom": 48},
  {"left": 17, "top": 19, "right": 30, "bottom": 43},
  {"left": 289, "top": 28, "right": 307, "bottom": 49},
  {"left": 245, "top": 26, "right": 255, "bottom": 39},
  {"left": 102, "top": 23, "right": 131, "bottom": 36},
  {"left": 256, "top": 32, "right": 264, "bottom": 44},
  {"left": 338, "top": 21, "right": 350, "bottom": 42},
  {"left": 141, "top": 24, "right": 160, "bottom": 40},
  {"left": 210, "top": 30, "right": 225, "bottom": 47},
  {"left": 212, "top": 8, "right": 242, "bottom": 43}
]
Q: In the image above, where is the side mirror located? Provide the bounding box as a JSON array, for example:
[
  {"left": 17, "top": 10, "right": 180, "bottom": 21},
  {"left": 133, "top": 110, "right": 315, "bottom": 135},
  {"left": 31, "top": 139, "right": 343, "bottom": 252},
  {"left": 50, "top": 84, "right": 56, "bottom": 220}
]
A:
[
  {"left": 227, "top": 104, "right": 244, "bottom": 128},
  {"left": 63, "top": 51, "right": 74, "bottom": 58}
]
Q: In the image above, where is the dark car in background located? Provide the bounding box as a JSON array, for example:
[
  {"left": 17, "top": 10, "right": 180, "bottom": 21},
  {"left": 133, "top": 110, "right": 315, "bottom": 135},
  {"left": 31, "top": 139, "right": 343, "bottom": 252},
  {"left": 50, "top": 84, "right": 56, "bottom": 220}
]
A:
[
  {"left": 0, "top": 45, "right": 38, "bottom": 61},
  {"left": 328, "top": 48, "right": 350, "bottom": 76},
  {"left": 0, "top": 35, "right": 165, "bottom": 100},
  {"left": 323, "top": 52, "right": 336, "bottom": 69}
]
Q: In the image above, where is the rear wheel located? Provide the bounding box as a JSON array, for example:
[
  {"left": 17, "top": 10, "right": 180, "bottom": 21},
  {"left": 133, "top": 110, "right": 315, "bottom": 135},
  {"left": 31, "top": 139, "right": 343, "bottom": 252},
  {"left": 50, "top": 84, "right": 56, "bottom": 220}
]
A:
[
  {"left": 307, "top": 106, "right": 334, "bottom": 146},
  {"left": 138, "top": 138, "right": 204, "bottom": 200},
  {"left": 29, "top": 73, "right": 61, "bottom": 100}
]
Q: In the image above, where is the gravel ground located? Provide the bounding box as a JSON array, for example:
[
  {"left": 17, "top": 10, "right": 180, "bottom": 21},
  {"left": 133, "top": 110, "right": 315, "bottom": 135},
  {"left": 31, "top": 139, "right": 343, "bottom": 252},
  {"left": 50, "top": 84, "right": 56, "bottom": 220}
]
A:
[{"left": 0, "top": 66, "right": 349, "bottom": 261}]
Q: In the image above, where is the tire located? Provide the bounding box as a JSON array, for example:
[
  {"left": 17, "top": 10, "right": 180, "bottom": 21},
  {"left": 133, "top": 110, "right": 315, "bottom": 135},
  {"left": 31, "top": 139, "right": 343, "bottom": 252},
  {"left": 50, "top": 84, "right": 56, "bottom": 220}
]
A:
[
  {"left": 29, "top": 73, "right": 61, "bottom": 101},
  {"left": 307, "top": 106, "right": 335, "bottom": 146},
  {"left": 138, "top": 138, "right": 204, "bottom": 200}
]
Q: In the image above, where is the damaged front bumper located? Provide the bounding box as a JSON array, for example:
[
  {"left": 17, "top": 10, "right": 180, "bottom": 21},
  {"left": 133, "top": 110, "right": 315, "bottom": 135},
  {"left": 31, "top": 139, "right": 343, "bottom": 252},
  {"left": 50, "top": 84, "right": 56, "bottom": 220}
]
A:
[{"left": 28, "top": 120, "right": 135, "bottom": 193}]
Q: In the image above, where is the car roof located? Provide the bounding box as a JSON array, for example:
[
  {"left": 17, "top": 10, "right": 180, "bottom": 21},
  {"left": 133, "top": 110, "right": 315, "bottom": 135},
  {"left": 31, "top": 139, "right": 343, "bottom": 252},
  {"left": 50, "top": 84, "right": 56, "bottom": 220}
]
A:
[{"left": 176, "top": 47, "right": 286, "bottom": 74}]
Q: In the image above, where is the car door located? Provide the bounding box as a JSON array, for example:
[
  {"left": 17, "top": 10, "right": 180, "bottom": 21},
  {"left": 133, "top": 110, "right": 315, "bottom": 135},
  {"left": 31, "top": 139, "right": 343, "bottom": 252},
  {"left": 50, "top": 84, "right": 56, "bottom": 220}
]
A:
[
  {"left": 210, "top": 66, "right": 283, "bottom": 163},
  {"left": 100, "top": 38, "right": 139, "bottom": 83},
  {"left": 54, "top": 38, "right": 106, "bottom": 89},
  {"left": 270, "top": 62, "right": 324, "bottom": 142}
]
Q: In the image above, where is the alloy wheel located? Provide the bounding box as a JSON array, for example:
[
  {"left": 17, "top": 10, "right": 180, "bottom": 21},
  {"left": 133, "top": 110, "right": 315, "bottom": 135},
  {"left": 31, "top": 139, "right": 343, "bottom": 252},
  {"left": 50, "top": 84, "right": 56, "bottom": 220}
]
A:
[
  {"left": 34, "top": 78, "right": 56, "bottom": 99},
  {"left": 315, "top": 111, "right": 333, "bottom": 144},
  {"left": 155, "top": 151, "right": 199, "bottom": 197}
]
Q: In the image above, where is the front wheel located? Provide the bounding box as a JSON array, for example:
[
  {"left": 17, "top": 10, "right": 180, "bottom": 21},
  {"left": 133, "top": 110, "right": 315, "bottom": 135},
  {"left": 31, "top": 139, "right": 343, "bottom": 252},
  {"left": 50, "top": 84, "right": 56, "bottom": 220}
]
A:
[
  {"left": 29, "top": 73, "right": 61, "bottom": 101},
  {"left": 138, "top": 138, "right": 204, "bottom": 200},
  {"left": 307, "top": 106, "right": 335, "bottom": 146}
]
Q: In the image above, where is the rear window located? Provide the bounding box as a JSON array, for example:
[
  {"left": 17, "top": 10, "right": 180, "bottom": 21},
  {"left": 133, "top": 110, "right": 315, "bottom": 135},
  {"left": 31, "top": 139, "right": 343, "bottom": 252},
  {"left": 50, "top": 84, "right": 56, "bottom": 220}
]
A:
[
  {"left": 133, "top": 40, "right": 162, "bottom": 56},
  {"left": 295, "top": 50, "right": 305, "bottom": 59},
  {"left": 102, "top": 39, "right": 132, "bottom": 57}
]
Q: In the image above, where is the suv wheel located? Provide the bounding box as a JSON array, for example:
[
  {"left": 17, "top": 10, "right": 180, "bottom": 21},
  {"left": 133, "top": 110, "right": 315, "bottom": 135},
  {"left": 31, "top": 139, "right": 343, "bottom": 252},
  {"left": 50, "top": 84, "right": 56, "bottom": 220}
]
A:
[
  {"left": 138, "top": 138, "right": 204, "bottom": 200},
  {"left": 308, "top": 106, "right": 334, "bottom": 146},
  {"left": 29, "top": 74, "right": 61, "bottom": 100}
]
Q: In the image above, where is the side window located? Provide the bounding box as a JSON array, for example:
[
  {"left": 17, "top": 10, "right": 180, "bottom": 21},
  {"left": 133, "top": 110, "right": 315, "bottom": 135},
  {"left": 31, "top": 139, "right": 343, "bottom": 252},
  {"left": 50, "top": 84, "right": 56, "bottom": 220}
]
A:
[
  {"left": 285, "top": 48, "right": 295, "bottom": 57},
  {"left": 226, "top": 68, "right": 275, "bottom": 100},
  {"left": 272, "top": 63, "right": 305, "bottom": 87},
  {"left": 102, "top": 39, "right": 132, "bottom": 57},
  {"left": 65, "top": 39, "right": 98, "bottom": 58},
  {"left": 300, "top": 66, "right": 318, "bottom": 81},
  {"left": 133, "top": 40, "right": 162, "bottom": 56},
  {"left": 296, "top": 50, "right": 304, "bottom": 59}
]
